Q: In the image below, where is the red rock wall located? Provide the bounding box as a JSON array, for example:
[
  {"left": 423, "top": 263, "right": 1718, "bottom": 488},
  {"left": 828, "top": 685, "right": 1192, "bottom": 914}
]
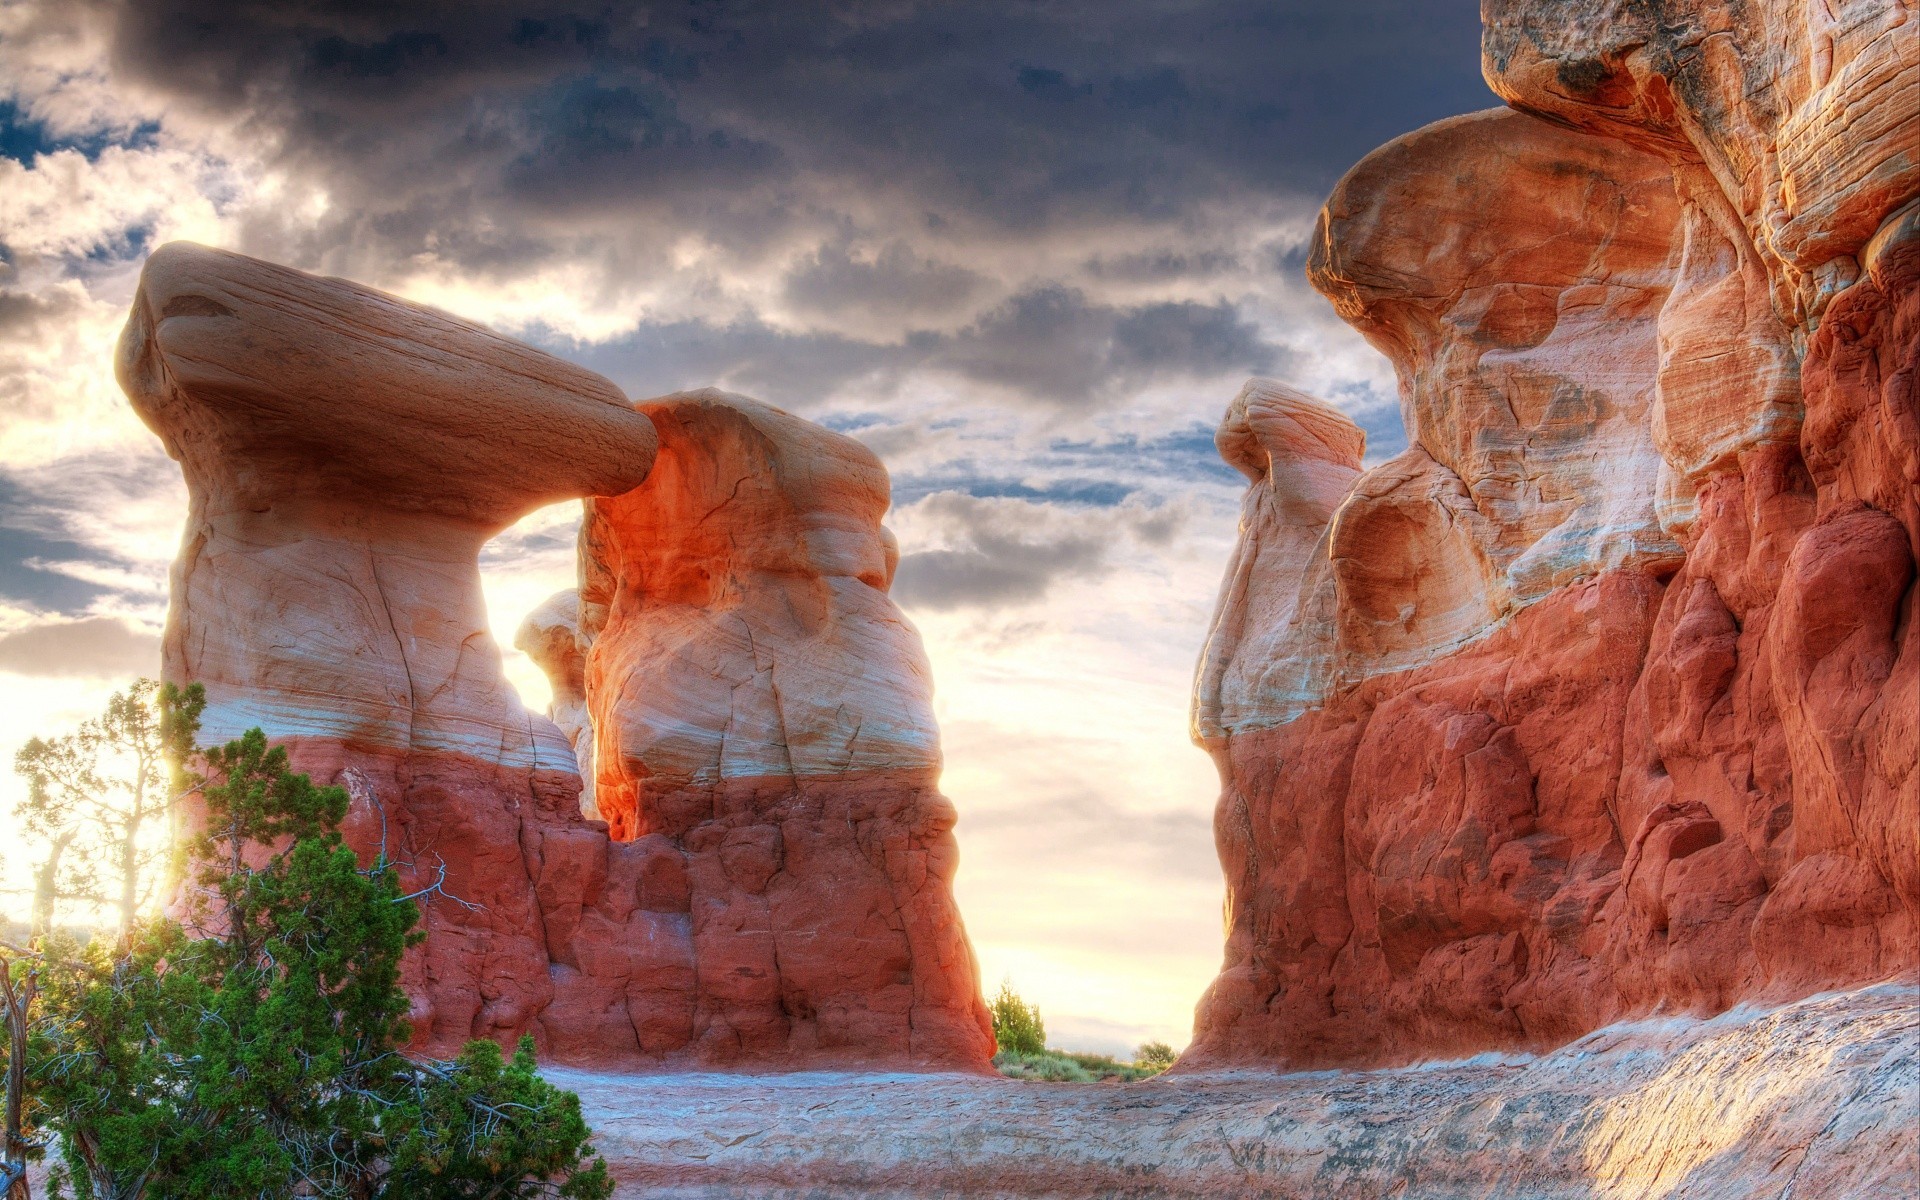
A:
[{"left": 1186, "top": 6, "right": 1919, "bottom": 1069}]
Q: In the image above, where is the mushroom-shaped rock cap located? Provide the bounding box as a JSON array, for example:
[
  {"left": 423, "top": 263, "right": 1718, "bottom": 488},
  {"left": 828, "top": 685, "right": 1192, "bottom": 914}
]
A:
[
  {"left": 118, "top": 242, "right": 658, "bottom": 529},
  {"left": 582, "top": 388, "right": 935, "bottom": 815},
  {"left": 1308, "top": 108, "right": 1677, "bottom": 363},
  {"left": 1216, "top": 377, "right": 1366, "bottom": 483},
  {"left": 587, "top": 387, "right": 899, "bottom": 611}
]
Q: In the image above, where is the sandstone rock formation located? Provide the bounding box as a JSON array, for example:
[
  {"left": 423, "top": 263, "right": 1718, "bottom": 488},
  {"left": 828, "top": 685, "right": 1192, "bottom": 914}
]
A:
[
  {"left": 542, "top": 388, "right": 989, "bottom": 1067},
  {"left": 1188, "top": 4, "right": 1919, "bottom": 1068},
  {"left": 120, "top": 241, "right": 658, "bottom": 1056},
  {"left": 122, "top": 244, "right": 990, "bottom": 1070},
  {"left": 1193, "top": 378, "right": 1364, "bottom": 737},
  {"left": 515, "top": 592, "right": 597, "bottom": 817}
]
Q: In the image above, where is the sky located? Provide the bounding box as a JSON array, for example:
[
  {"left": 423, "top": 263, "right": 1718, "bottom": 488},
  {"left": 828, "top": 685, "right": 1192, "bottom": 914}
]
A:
[{"left": 0, "top": 0, "right": 1494, "bottom": 1058}]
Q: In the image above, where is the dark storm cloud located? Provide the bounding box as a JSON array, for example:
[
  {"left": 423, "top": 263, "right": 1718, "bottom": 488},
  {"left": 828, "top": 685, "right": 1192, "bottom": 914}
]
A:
[
  {"left": 783, "top": 242, "right": 986, "bottom": 324},
  {"left": 890, "top": 490, "right": 1192, "bottom": 612},
  {"left": 99, "top": 0, "right": 1490, "bottom": 273},
  {"left": 557, "top": 288, "right": 1288, "bottom": 412},
  {"left": 556, "top": 316, "right": 898, "bottom": 406},
  {"left": 931, "top": 286, "right": 1287, "bottom": 407},
  {"left": 0, "top": 616, "right": 159, "bottom": 678}
]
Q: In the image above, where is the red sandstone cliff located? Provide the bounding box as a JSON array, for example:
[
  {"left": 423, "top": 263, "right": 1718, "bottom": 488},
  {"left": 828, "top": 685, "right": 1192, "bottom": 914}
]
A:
[
  {"left": 120, "top": 244, "right": 990, "bottom": 1070},
  {"left": 1187, "top": 3, "right": 1919, "bottom": 1069}
]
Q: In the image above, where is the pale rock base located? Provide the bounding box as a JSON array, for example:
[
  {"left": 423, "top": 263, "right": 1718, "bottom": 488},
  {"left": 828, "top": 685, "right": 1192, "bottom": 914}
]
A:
[{"left": 554, "top": 978, "right": 1918, "bottom": 1199}]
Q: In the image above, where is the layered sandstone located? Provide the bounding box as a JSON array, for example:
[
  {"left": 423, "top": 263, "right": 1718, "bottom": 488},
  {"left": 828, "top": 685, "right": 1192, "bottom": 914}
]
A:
[
  {"left": 1192, "top": 378, "right": 1365, "bottom": 736},
  {"left": 120, "top": 241, "right": 658, "bottom": 1054},
  {"left": 1187, "top": 3, "right": 1919, "bottom": 1071},
  {"left": 122, "top": 245, "right": 989, "bottom": 1070},
  {"left": 546, "top": 388, "right": 990, "bottom": 1067}
]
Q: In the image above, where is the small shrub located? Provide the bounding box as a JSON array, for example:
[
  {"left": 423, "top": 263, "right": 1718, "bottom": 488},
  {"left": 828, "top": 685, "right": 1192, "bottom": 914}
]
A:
[
  {"left": 1135, "top": 1040, "right": 1178, "bottom": 1071},
  {"left": 989, "top": 979, "right": 1046, "bottom": 1056}
]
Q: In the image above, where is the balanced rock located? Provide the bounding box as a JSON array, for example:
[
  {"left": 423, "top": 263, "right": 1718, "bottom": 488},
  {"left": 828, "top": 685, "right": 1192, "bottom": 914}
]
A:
[
  {"left": 1192, "top": 378, "right": 1363, "bottom": 739},
  {"left": 120, "top": 241, "right": 657, "bottom": 1054}
]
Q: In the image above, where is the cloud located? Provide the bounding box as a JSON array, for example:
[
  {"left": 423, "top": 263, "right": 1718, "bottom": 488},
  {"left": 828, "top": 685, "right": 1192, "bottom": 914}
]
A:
[
  {"left": 560, "top": 287, "right": 1290, "bottom": 417},
  {"left": 782, "top": 241, "right": 985, "bottom": 331},
  {"left": 77, "top": 1, "right": 1490, "bottom": 325},
  {"left": 964, "top": 785, "right": 1219, "bottom": 891},
  {"left": 928, "top": 285, "right": 1288, "bottom": 409},
  {"left": 0, "top": 615, "right": 158, "bottom": 677},
  {"left": 0, "top": 284, "right": 84, "bottom": 334},
  {"left": 890, "top": 490, "right": 1191, "bottom": 611}
]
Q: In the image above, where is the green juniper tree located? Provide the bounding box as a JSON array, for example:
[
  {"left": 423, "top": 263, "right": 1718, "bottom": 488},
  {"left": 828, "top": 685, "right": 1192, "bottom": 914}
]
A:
[
  {"left": 20, "top": 684, "right": 610, "bottom": 1200},
  {"left": 988, "top": 979, "right": 1046, "bottom": 1056}
]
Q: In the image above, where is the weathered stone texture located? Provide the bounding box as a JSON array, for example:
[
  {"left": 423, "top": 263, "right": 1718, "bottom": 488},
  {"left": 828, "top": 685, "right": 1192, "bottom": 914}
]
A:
[{"left": 1189, "top": 3, "right": 1919, "bottom": 1068}]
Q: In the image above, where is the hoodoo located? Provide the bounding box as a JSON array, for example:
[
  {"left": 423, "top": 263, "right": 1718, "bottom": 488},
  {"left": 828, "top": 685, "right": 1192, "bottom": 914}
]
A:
[
  {"left": 120, "top": 245, "right": 991, "bottom": 1070},
  {"left": 545, "top": 388, "right": 990, "bottom": 1066}
]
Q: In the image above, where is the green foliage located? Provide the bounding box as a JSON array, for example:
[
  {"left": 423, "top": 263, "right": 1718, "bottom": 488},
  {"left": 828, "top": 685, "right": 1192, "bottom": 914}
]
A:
[
  {"left": 1134, "top": 1040, "right": 1178, "bottom": 1071},
  {"left": 380, "top": 1038, "right": 610, "bottom": 1199},
  {"left": 989, "top": 979, "right": 1046, "bottom": 1056},
  {"left": 21, "top": 692, "right": 611, "bottom": 1200},
  {"left": 991, "top": 1048, "right": 1164, "bottom": 1083}
]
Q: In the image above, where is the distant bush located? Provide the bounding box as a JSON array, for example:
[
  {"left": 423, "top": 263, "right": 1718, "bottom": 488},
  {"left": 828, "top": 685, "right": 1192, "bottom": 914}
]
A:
[
  {"left": 986, "top": 980, "right": 1179, "bottom": 1083},
  {"left": 993, "top": 1049, "right": 1098, "bottom": 1082},
  {"left": 992, "top": 1047, "right": 1166, "bottom": 1083},
  {"left": 1135, "top": 1040, "right": 1178, "bottom": 1071},
  {"left": 989, "top": 979, "right": 1046, "bottom": 1056}
]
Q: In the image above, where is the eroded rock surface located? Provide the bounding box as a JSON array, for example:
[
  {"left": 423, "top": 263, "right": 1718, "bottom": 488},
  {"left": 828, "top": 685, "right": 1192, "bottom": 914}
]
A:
[
  {"left": 515, "top": 591, "right": 597, "bottom": 817},
  {"left": 1192, "top": 378, "right": 1365, "bottom": 737},
  {"left": 123, "top": 246, "right": 989, "bottom": 1070},
  {"left": 541, "top": 388, "right": 991, "bottom": 1068},
  {"left": 1188, "top": 3, "right": 1918, "bottom": 1070},
  {"left": 557, "top": 980, "right": 1919, "bottom": 1200}
]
